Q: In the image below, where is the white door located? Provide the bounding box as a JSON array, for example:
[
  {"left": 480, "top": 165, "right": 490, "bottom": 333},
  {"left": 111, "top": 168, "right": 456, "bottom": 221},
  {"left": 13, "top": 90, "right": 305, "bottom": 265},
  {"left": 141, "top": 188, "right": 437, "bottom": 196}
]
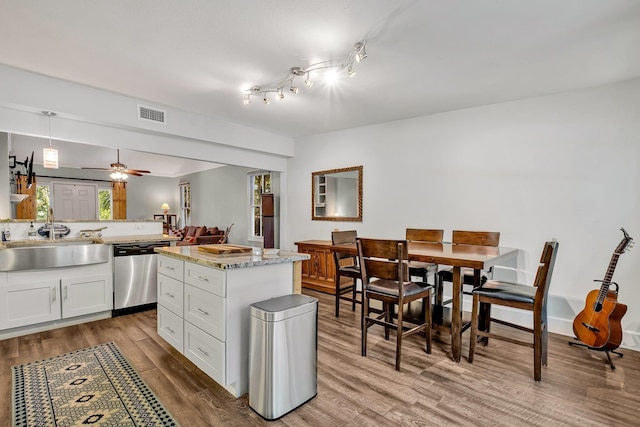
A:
[{"left": 53, "top": 182, "right": 97, "bottom": 220}]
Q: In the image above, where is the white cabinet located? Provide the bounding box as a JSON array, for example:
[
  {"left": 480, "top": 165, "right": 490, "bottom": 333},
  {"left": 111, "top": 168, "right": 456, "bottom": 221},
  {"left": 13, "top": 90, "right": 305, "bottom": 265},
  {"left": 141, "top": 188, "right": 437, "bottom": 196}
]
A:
[
  {"left": 0, "top": 279, "right": 61, "bottom": 330},
  {"left": 61, "top": 274, "right": 112, "bottom": 318},
  {"left": 0, "top": 262, "right": 113, "bottom": 332},
  {"left": 156, "top": 254, "right": 294, "bottom": 398}
]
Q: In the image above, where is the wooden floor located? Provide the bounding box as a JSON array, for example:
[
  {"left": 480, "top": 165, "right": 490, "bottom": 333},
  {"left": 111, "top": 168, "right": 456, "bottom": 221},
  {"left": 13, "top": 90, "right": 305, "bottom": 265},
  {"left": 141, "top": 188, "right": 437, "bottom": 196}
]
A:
[{"left": 1, "top": 289, "right": 639, "bottom": 426}]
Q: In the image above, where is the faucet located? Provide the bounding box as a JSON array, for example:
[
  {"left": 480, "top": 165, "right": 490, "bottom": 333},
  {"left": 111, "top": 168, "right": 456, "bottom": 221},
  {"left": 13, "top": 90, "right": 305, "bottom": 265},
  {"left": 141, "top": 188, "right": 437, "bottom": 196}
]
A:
[{"left": 47, "top": 207, "right": 55, "bottom": 241}]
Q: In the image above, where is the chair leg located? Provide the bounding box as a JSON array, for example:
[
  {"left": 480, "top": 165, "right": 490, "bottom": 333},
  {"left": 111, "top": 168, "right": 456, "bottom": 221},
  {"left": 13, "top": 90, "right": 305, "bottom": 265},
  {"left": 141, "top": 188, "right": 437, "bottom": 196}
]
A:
[
  {"left": 425, "top": 292, "right": 432, "bottom": 354},
  {"left": 542, "top": 304, "right": 548, "bottom": 366},
  {"left": 534, "top": 310, "right": 543, "bottom": 382},
  {"left": 335, "top": 273, "right": 341, "bottom": 318},
  {"left": 396, "top": 306, "right": 403, "bottom": 371},
  {"left": 434, "top": 274, "right": 444, "bottom": 325},
  {"left": 384, "top": 302, "right": 391, "bottom": 340},
  {"left": 362, "top": 294, "right": 369, "bottom": 357},
  {"left": 468, "top": 294, "right": 479, "bottom": 363},
  {"left": 352, "top": 277, "right": 357, "bottom": 311}
]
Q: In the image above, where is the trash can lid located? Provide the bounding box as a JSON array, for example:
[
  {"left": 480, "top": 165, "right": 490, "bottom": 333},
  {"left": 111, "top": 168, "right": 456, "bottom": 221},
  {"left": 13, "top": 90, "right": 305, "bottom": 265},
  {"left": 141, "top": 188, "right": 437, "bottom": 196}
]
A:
[{"left": 250, "top": 294, "right": 318, "bottom": 322}]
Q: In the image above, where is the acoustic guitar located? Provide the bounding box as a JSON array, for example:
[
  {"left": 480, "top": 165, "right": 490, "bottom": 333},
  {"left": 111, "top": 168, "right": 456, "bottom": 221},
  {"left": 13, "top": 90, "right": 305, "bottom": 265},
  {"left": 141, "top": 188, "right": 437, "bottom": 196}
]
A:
[{"left": 572, "top": 228, "right": 633, "bottom": 350}]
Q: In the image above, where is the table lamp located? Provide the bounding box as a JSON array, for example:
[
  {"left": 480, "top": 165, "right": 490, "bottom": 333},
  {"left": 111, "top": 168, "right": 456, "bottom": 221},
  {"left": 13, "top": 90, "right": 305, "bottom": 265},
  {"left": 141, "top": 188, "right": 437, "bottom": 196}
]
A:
[{"left": 161, "top": 203, "right": 170, "bottom": 214}]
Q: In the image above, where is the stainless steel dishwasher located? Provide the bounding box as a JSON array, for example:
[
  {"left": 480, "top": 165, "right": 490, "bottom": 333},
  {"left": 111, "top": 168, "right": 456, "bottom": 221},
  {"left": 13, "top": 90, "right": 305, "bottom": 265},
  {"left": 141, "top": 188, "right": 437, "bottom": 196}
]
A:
[{"left": 113, "top": 241, "right": 170, "bottom": 315}]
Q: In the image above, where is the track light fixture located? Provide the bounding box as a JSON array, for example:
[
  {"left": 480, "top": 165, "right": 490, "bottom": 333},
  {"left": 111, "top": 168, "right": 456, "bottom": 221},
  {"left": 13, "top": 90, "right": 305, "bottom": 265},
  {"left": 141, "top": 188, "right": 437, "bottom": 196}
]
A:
[{"left": 243, "top": 40, "right": 368, "bottom": 105}]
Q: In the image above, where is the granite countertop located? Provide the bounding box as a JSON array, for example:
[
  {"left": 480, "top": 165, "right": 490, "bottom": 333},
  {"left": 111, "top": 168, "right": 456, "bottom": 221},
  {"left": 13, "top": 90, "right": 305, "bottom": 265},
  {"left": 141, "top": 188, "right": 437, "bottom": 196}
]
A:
[
  {"left": 0, "top": 234, "right": 178, "bottom": 248},
  {"left": 155, "top": 245, "right": 310, "bottom": 269}
]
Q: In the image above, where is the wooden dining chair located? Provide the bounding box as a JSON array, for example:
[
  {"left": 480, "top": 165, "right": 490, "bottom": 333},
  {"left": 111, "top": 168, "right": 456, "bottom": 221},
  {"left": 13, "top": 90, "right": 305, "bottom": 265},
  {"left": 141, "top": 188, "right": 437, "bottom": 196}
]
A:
[
  {"left": 406, "top": 228, "right": 443, "bottom": 284},
  {"left": 357, "top": 238, "right": 433, "bottom": 371},
  {"left": 436, "top": 230, "right": 501, "bottom": 312},
  {"left": 331, "top": 230, "right": 362, "bottom": 317},
  {"left": 468, "top": 240, "right": 558, "bottom": 382}
]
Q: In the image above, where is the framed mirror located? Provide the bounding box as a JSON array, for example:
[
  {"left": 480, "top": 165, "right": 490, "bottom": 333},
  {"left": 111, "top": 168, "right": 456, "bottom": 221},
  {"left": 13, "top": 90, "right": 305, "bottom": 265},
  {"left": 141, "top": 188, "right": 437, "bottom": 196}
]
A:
[{"left": 312, "top": 165, "right": 362, "bottom": 221}]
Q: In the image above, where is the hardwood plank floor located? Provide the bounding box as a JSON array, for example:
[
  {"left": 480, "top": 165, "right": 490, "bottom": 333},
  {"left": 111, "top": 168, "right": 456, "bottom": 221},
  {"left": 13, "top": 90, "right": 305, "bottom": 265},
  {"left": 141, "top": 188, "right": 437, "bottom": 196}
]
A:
[{"left": 1, "top": 289, "right": 638, "bottom": 426}]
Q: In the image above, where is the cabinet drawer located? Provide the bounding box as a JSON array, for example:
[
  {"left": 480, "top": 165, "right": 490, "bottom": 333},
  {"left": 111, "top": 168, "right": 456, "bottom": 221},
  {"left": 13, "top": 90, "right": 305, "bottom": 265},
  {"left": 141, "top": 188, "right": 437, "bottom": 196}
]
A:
[
  {"left": 157, "top": 305, "right": 183, "bottom": 352},
  {"left": 157, "top": 256, "right": 184, "bottom": 281},
  {"left": 184, "top": 321, "right": 225, "bottom": 385},
  {"left": 157, "top": 274, "right": 183, "bottom": 316},
  {"left": 184, "top": 284, "right": 226, "bottom": 341},
  {"left": 185, "top": 262, "right": 226, "bottom": 297}
]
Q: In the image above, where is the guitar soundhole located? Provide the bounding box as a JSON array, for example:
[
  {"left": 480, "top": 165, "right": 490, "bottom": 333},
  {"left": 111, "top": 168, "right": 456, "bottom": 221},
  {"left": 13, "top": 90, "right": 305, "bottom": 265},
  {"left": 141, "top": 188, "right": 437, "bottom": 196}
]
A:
[{"left": 592, "top": 302, "right": 603, "bottom": 312}]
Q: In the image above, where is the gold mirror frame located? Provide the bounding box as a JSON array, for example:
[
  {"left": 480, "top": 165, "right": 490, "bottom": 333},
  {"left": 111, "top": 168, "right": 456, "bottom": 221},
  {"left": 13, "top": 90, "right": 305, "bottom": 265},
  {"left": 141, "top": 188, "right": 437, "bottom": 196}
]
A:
[{"left": 311, "top": 165, "right": 362, "bottom": 222}]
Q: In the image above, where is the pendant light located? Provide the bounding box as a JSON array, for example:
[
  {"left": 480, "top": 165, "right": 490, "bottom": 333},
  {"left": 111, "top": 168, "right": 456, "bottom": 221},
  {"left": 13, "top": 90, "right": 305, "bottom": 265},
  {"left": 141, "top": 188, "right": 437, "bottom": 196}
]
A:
[{"left": 42, "top": 111, "right": 59, "bottom": 169}]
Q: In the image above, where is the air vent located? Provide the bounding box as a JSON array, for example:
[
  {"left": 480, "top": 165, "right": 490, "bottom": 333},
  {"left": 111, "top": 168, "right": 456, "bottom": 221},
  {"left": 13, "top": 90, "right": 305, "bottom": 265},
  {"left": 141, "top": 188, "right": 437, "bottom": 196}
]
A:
[{"left": 138, "top": 105, "right": 166, "bottom": 124}]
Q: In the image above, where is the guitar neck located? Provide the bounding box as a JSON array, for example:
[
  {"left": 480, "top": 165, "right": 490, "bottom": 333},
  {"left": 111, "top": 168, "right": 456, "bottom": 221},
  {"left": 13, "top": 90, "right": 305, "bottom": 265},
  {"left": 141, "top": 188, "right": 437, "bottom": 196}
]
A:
[{"left": 597, "top": 253, "right": 620, "bottom": 302}]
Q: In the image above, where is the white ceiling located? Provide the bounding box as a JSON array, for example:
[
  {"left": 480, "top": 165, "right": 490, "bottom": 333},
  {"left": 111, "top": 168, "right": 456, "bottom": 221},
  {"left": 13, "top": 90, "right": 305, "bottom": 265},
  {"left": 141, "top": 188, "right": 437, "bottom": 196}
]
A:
[{"left": 2, "top": 0, "right": 640, "bottom": 167}]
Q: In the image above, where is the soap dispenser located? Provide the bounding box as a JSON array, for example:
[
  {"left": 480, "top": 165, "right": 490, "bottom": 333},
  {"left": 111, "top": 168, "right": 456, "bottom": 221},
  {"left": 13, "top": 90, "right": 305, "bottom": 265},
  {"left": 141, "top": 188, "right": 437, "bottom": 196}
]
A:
[{"left": 28, "top": 222, "right": 37, "bottom": 239}]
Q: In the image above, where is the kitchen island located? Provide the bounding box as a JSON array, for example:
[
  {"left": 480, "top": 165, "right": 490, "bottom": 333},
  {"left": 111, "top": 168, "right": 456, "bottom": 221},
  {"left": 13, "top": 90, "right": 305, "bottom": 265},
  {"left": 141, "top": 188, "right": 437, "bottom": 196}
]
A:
[{"left": 154, "top": 245, "right": 309, "bottom": 398}]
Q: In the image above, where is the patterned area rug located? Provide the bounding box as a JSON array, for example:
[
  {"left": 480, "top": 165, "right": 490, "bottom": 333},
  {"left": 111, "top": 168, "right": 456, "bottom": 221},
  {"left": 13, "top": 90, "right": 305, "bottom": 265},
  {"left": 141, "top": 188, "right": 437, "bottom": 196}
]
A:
[{"left": 12, "top": 342, "right": 178, "bottom": 426}]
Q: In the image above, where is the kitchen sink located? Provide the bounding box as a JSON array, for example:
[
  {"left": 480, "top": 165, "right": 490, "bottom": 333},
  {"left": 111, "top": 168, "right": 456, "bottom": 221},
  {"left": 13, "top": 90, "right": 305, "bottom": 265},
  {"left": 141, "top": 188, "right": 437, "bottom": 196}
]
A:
[{"left": 0, "top": 241, "right": 110, "bottom": 271}]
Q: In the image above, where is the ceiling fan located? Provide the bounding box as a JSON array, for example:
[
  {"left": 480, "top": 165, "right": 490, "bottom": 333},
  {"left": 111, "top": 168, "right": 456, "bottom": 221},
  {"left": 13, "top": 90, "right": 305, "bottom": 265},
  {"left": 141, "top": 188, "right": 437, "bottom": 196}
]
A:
[{"left": 81, "top": 148, "right": 151, "bottom": 179}]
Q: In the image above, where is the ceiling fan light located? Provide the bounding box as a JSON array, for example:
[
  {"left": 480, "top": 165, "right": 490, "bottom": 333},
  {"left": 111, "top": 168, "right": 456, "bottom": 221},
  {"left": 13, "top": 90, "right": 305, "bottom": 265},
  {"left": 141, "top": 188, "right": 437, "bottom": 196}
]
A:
[
  {"left": 43, "top": 147, "right": 58, "bottom": 169},
  {"left": 110, "top": 171, "right": 128, "bottom": 181}
]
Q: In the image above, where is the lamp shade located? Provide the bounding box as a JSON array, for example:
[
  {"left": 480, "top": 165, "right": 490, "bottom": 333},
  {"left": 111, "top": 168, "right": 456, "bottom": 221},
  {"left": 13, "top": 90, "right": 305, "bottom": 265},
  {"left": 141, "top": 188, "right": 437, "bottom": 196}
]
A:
[
  {"left": 43, "top": 147, "right": 58, "bottom": 169},
  {"left": 161, "top": 203, "right": 170, "bottom": 213}
]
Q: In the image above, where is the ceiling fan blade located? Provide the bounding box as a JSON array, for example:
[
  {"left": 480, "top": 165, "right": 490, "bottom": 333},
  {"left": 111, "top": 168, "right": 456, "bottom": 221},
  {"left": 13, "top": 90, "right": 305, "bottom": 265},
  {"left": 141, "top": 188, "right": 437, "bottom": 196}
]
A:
[
  {"left": 125, "top": 168, "right": 151, "bottom": 174},
  {"left": 81, "top": 167, "right": 112, "bottom": 171},
  {"left": 124, "top": 170, "right": 144, "bottom": 177}
]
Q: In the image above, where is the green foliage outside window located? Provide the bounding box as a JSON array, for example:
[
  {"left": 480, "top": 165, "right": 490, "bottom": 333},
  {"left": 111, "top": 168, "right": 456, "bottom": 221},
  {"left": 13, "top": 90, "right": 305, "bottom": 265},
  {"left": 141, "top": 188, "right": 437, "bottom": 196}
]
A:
[
  {"left": 36, "top": 185, "right": 50, "bottom": 221},
  {"left": 98, "top": 189, "right": 112, "bottom": 220}
]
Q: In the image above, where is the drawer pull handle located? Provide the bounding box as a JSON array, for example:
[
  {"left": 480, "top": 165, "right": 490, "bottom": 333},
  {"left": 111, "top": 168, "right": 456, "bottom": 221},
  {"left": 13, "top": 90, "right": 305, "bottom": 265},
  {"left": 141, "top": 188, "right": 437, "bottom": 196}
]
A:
[
  {"left": 64, "top": 285, "right": 68, "bottom": 300},
  {"left": 51, "top": 287, "right": 56, "bottom": 303},
  {"left": 165, "top": 292, "right": 175, "bottom": 298},
  {"left": 196, "top": 308, "right": 210, "bottom": 316},
  {"left": 196, "top": 347, "right": 209, "bottom": 356},
  {"left": 165, "top": 266, "right": 175, "bottom": 270},
  {"left": 166, "top": 327, "right": 175, "bottom": 334},
  {"left": 194, "top": 275, "right": 209, "bottom": 282}
]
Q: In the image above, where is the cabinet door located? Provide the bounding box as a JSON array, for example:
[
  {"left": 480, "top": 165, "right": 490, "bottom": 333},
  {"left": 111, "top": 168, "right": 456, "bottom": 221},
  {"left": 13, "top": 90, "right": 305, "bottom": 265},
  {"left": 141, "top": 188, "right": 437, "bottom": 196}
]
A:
[
  {"left": 0, "top": 280, "right": 61, "bottom": 329},
  {"left": 61, "top": 273, "right": 113, "bottom": 318}
]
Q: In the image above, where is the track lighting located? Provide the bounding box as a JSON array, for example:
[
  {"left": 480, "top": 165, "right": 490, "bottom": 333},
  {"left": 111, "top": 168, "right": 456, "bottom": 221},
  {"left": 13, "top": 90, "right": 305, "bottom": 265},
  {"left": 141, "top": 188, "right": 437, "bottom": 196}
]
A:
[{"left": 243, "top": 40, "right": 368, "bottom": 105}]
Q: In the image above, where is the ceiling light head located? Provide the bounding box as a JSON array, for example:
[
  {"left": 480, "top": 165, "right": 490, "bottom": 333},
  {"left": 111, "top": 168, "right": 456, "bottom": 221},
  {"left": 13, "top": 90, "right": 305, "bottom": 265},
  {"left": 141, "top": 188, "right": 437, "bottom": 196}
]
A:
[
  {"left": 355, "top": 41, "right": 367, "bottom": 62},
  {"left": 347, "top": 65, "right": 356, "bottom": 77},
  {"left": 263, "top": 93, "right": 270, "bottom": 104},
  {"left": 304, "top": 73, "right": 313, "bottom": 88},
  {"left": 243, "top": 95, "right": 251, "bottom": 105},
  {"left": 277, "top": 88, "right": 284, "bottom": 100},
  {"left": 290, "top": 80, "right": 299, "bottom": 94}
]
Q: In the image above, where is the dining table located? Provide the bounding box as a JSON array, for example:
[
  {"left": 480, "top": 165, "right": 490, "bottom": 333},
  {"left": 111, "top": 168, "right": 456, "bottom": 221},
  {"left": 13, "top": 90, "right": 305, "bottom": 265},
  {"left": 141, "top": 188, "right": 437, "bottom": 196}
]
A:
[{"left": 331, "top": 241, "right": 518, "bottom": 362}]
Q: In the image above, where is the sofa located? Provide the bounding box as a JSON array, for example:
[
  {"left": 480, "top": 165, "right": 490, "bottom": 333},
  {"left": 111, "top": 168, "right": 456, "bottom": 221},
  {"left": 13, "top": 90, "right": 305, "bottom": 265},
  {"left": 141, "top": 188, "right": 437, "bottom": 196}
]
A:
[{"left": 170, "top": 225, "right": 226, "bottom": 246}]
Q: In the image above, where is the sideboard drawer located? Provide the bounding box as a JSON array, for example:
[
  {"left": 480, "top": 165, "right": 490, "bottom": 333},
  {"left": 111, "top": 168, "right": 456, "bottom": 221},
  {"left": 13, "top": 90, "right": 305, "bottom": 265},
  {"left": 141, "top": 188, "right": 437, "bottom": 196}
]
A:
[
  {"left": 157, "top": 274, "right": 183, "bottom": 316},
  {"left": 184, "top": 262, "right": 226, "bottom": 297},
  {"left": 184, "top": 284, "right": 226, "bottom": 341},
  {"left": 158, "top": 256, "right": 184, "bottom": 281},
  {"left": 184, "top": 321, "right": 225, "bottom": 385},
  {"left": 158, "top": 305, "right": 184, "bottom": 352}
]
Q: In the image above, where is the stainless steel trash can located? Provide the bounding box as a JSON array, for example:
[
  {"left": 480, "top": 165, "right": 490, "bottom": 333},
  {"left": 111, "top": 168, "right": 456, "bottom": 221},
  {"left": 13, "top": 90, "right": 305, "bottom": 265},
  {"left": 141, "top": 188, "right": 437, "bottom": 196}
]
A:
[{"left": 249, "top": 294, "right": 318, "bottom": 420}]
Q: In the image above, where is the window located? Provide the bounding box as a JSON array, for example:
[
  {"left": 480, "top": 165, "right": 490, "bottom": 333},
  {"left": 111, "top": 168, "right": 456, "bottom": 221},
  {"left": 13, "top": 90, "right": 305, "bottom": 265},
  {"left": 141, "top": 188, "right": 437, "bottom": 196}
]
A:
[
  {"left": 36, "top": 184, "right": 50, "bottom": 221},
  {"left": 248, "top": 171, "right": 271, "bottom": 240},
  {"left": 98, "top": 189, "right": 112, "bottom": 220},
  {"left": 179, "top": 183, "right": 191, "bottom": 229}
]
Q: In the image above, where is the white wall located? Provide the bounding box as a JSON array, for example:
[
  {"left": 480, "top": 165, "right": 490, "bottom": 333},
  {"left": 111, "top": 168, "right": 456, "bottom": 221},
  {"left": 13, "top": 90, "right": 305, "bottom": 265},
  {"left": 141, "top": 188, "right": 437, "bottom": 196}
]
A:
[
  {"left": 184, "top": 165, "right": 253, "bottom": 246},
  {"left": 287, "top": 78, "right": 640, "bottom": 351}
]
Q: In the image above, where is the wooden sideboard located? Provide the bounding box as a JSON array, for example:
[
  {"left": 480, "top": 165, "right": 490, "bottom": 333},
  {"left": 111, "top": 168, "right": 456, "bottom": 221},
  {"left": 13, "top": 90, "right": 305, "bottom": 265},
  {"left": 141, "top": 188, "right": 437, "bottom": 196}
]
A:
[{"left": 294, "top": 240, "right": 339, "bottom": 294}]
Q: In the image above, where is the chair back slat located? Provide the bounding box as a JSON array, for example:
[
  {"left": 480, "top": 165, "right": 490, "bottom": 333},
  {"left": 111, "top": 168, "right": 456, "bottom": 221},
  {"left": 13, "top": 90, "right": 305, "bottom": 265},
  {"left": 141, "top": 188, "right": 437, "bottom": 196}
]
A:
[
  {"left": 406, "top": 228, "right": 444, "bottom": 243},
  {"left": 452, "top": 230, "right": 500, "bottom": 247},
  {"left": 356, "top": 238, "right": 409, "bottom": 283},
  {"left": 332, "top": 230, "right": 358, "bottom": 262},
  {"left": 533, "top": 240, "right": 559, "bottom": 301}
]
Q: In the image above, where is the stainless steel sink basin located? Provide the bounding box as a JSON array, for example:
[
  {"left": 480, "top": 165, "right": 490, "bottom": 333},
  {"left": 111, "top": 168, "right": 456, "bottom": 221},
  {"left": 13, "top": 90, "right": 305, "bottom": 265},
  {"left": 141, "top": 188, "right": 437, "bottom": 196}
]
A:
[{"left": 0, "top": 242, "right": 110, "bottom": 271}]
